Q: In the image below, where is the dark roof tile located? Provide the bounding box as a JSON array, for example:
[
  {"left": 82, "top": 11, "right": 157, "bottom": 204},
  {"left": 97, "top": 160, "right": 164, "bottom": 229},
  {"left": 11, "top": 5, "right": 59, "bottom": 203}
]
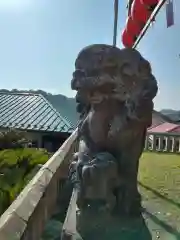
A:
[{"left": 0, "top": 92, "right": 74, "bottom": 133}]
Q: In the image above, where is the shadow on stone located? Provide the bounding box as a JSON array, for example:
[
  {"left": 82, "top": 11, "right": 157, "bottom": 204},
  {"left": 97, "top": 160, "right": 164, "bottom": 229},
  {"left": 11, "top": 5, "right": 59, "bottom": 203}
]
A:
[
  {"left": 143, "top": 208, "right": 180, "bottom": 240},
  {"left": 77, "top": 213, "right": 152, "bottom": 240}
]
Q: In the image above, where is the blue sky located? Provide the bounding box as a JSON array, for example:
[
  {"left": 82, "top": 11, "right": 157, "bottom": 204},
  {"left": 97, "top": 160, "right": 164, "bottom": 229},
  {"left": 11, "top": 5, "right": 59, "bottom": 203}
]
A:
[{"left": 0, "top": 0, "right": 179, "bottom": 110}]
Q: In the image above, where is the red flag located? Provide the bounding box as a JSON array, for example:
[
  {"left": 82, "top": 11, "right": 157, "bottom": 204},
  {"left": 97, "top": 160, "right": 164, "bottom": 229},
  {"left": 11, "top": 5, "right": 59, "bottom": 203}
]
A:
[{"left": 166, "top": 0, "right": 174, "bottom": 28}]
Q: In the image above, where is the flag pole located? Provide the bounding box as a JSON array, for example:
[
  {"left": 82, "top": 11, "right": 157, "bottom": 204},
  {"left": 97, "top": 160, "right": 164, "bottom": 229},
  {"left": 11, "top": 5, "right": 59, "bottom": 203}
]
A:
[
  {"left": 113, "top": 0, "right": 119, "bottom": 46},
  {"left": 133, "top": 0, "right": 168, "bottom": 48}
]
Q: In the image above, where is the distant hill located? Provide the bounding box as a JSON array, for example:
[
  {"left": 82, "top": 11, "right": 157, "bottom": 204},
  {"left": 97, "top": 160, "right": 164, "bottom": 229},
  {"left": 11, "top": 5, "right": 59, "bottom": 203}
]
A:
[
  {"left": 150, "top": 110, "right": 172, "bottom": 129},
  {"left": 0, "top": 89, "right": 79, "bottom": 126},
  {"left": 160, "top": 109, "right": 180, "bottom": 122}
]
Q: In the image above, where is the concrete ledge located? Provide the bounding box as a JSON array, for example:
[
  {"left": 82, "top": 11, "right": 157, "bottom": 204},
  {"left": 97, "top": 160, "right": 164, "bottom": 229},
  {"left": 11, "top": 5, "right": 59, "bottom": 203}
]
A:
[
  {"left": 42, "top": 128, "right": 78, "bottom": 174},
  {"left": 0, "top": 212, "right": 26, "bottom": 240},
  {"left": 0, "top": 129, "right": 78, "bottom": 240}
]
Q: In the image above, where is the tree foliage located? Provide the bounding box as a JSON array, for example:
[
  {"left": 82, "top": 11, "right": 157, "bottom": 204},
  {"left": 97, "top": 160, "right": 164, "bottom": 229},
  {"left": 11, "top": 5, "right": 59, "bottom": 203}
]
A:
[{"left": 0, "top": 128, "right": 29, "bottom": 150}]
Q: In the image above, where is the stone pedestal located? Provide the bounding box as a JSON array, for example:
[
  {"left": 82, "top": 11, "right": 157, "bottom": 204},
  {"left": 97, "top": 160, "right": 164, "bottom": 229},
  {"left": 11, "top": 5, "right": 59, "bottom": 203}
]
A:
[
  {"left": 77, "top": 212, "right": 150, "bottom": 240},
  {"left": 76, "top": 211, "right": 177, "bottom": 240},
  {"left": 41, "top": 210, "right": 178, "bottom": 240}
]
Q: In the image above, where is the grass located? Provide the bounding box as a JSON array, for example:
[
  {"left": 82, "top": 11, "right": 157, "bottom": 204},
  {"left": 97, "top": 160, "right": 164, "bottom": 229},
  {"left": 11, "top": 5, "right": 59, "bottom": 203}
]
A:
[{"left": 139, "top": 152, "right": 180, "bottom": 234}]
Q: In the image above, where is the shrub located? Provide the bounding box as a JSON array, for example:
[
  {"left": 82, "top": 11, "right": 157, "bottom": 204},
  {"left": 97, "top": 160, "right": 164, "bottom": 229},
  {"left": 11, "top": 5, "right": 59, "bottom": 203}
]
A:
[
  {"left": 0, "top": 148, "right": 49, "bottom": 215},
  {"left": 0, "top": 128, "right": 30, "bottom": 150}
]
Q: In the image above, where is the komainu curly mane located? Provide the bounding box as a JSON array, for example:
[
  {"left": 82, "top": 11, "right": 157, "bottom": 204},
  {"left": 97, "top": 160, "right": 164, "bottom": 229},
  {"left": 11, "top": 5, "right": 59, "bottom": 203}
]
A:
[{"left": 70, "top": 44, "right": 158, "bottom": 216}]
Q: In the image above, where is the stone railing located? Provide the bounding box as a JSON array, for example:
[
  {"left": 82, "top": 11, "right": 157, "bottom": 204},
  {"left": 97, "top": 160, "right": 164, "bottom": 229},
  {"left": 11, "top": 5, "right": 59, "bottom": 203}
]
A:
[
  {"left": 145, "top": 132, "right": 180, "bottom": 154},
  {"left": 0, "top": 129, "right": 78, "bottom": 240}
]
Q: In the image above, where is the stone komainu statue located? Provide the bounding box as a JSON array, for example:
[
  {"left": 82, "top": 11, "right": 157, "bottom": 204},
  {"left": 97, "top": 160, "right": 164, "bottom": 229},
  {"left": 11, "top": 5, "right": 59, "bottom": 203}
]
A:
[{"left": 69, "top": 44, "right": 158, "bottom": 216}]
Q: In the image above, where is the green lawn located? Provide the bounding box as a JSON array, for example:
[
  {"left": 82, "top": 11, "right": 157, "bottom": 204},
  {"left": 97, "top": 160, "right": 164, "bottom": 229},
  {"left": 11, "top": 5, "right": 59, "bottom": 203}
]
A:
[{"left": 139, "top": 152, "right": 180, "bottom": 236}]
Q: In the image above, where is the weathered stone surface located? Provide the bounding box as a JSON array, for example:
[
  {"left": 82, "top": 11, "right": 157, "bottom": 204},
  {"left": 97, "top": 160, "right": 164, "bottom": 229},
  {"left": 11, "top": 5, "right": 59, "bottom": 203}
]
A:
[
  {"left": 42, "top": 219, "right": 83, "bottom": 240},
  {"left": 1, "top": 168, "right": 52, "bottom": 224},
  {"left": 76, "top": 212, "right": 177, "bottom": 240},
  {"left": 42, "top": 129, "right": 78, "bottom": 174},
  {"left": 0, "top": 212, "right": 26, "bottom": 240},
  {"left": 143, "top": 213, "right": 178, "bottom": 240},
  {"left": 69, "top": 44, "right": 158, "bottom": 231},
  {"left": 43, "top": 214, "right": 178, "bottom": 240}
]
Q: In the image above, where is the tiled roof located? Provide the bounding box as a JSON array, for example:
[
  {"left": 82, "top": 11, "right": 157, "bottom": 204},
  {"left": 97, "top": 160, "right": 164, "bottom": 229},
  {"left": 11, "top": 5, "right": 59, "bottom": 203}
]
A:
[
  {"left": 148, "top": 111, "right": 169, "bottom": 130},
  {"left": 148, "top": 122, "right": 179, "bottom": 133},
  {"left": 0, "top": 92, "right": 74, "bottom": 133}
]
